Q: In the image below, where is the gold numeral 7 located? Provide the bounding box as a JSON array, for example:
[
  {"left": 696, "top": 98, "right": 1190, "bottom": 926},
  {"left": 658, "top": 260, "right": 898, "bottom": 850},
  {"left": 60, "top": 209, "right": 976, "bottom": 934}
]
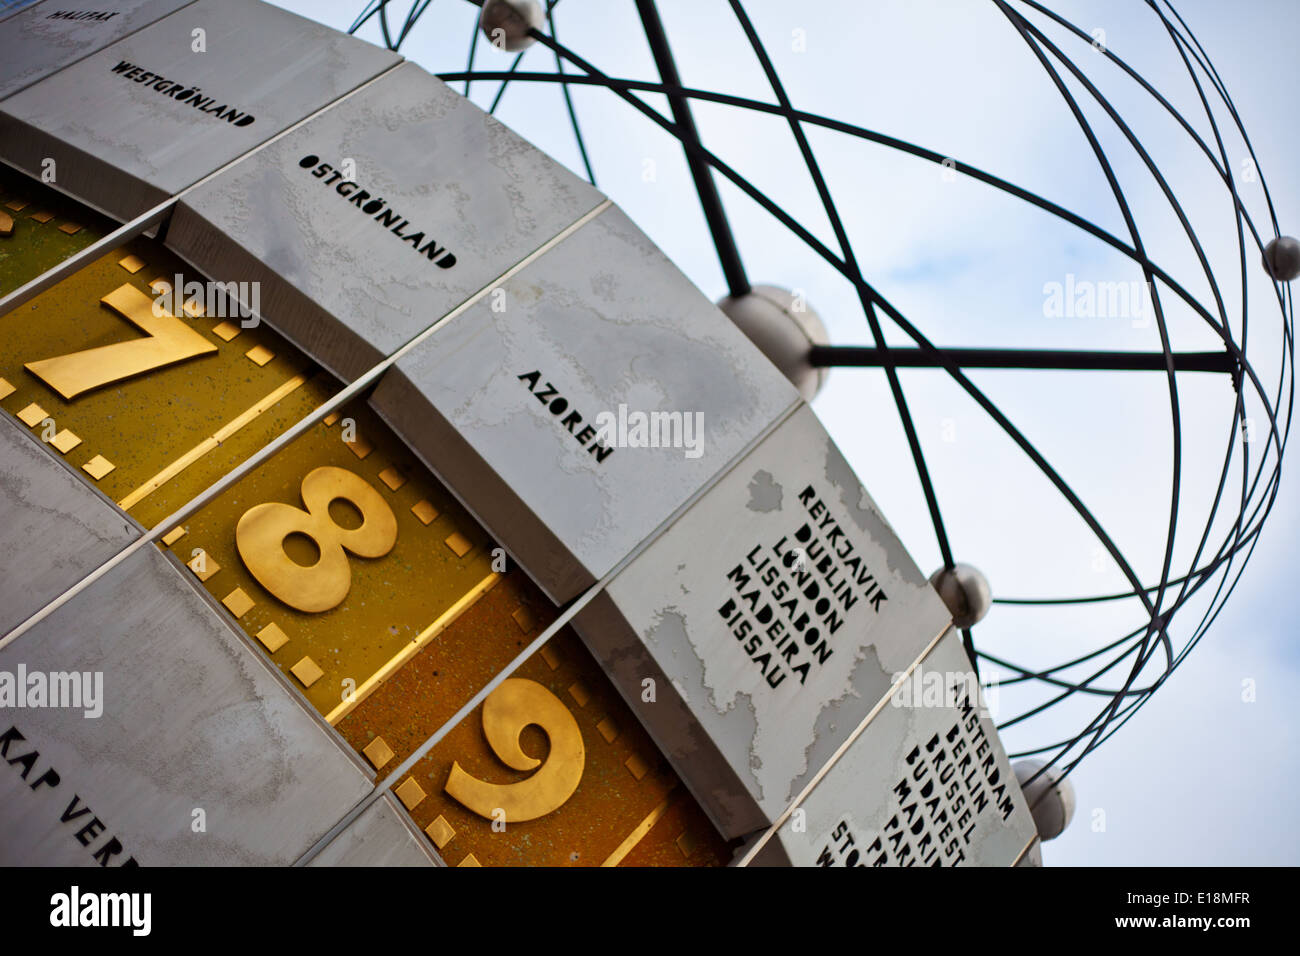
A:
[{"left": 25, "top": 284, "right": 217, "bottom": 399}]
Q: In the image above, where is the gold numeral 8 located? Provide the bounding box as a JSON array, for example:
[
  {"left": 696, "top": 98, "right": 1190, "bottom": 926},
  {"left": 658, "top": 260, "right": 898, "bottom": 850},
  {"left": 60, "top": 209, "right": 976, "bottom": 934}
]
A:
[{"left": 235, "top": 466, "right": 397, "bottom": 613}]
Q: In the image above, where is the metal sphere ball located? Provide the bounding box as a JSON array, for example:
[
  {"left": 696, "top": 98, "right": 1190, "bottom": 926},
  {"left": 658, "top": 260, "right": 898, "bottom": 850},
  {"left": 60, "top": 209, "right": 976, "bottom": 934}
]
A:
[
  {"left": 928, "top": 563, "right": 992, "bottom": 629},
  {"left": 1263, "top": 236, "right": 1300, "bottom": 282},
  {"left": 1014, "top": 759, "right": 1076, "bottom": 841},
  {"left": 716, "top": 285, "right": 830, "bottom": 402},
  {"left": 479, "top": 0, "right": 544, "bottom": 52}
]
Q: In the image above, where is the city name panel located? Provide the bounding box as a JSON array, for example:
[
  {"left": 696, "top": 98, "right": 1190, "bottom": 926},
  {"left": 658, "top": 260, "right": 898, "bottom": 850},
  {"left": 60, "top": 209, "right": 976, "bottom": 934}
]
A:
[{"left": 0, "top": 0, "right": 1038, "bottom": 867}]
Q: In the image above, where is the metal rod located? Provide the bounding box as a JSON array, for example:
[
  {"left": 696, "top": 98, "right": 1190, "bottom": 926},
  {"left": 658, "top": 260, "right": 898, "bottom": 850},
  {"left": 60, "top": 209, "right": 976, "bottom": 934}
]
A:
[
  {"left": 634, "top": 0, "right": 749, "bottom": 298},
  {"left": 810, "top": 345, "right": 1236, "bottom": 373}
]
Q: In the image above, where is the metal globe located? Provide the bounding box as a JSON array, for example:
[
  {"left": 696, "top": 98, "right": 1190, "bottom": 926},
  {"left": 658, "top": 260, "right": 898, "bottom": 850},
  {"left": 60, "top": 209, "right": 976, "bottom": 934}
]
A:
[
  {"left": 1014, "top": 760, "right": 1076, "bottom": 841},
  {"left": 1263, "top": 236, "right": 1300, "bottom": 281},
  {"left": 716, "top": 285, "right": 830, "bottom": 402},
  {"left": 928, "top": 563, "right": 992, "bottom": 629},
  {"left": 479, "top": 0, "right": 544, "bottom": 52}
]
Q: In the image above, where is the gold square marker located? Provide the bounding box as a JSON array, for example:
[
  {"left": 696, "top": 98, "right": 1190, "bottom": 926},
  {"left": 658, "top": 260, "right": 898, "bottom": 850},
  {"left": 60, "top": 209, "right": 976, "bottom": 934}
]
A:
[
  {"left": 675, "top": 831, "right": 699, "bottom": 858},
  {"left": 0, "top": 377, "right": 15, "bottom": 401},
  {"left": 362, "top": 736, "right": 395, "bottom": 770},
  {"left": 186, "top": 551, "right": 219, "bottom": 581},
  {"left": 255, "top": 622, "right": 289, "bottom": 654},
  {"left": 411, "top": 500, "right": 438, "bottom": 525},
  {"left": 118, "top": 254, "right": 145, "bottom": 274},
  {"left": 323, "top": 412, "right": 340, "bottom": 427},
  {"left": 291, "top": 655, "right": 325, "bottom": 688},
  {"left": 58, "top": 222, "right": 82, "bottom": 235},
  {"left": 539, "top": 646, "right": 560, "bottom": 670},
  {"left": 624, "top": 754, "right": 649, "bottom": 781},
  {"left": 378, "top": 467, "right": 406, "bottom": 491},
  {"left": 211, "top": 321, "right": 240, "bottom": 341},
  {"left": 149, "top": 278, "right": 172, "bottom": 294},
  {"left": 161, "top": 526, "right": 187, "bottom": 547},
  {"left": 222, "top": 587, "right": 255, "bottom": 618},
  {"left": 444, "top": 532, "right": 472, "bottom": 558},
  {"left": 50, "top": 429, "right": 81, "bottom": 454},
  {"left": 596, "top": 718, "right": 618, "bottom": 744},
  {"left": 425, "top": 815, "right": 455, "bottom": 850},
  {"left": 245, "top": 345, "right": 274, "bottom": 367},
  {"left": 345, "top": 435, "right": 373, "bottom": 459},
  {"left": 4, "top": 199, "right": 27, "bottom": 211},
  {"left": 16, "top": 402, "right": 47, "bottom": 427},
  {"left": 567, "top": 682, "right": 591, "bottom": 709},
  {"left": 457, "top": 853, "right": 481, "bottom": 868},
  {"left": 30, "top": 211, "right": 54, "bottom": 223},
  {"left": 394, "top": 777, "right": 427, "bottom": 810},
  {"left": 82, "top": 455, "right": 115, "bottom": 480},
  {"left": 182, "top": 299, "right": 205, "bottom": 318},
  {"left": 512, "top": 606, "right": 536, "bottom": 633}
]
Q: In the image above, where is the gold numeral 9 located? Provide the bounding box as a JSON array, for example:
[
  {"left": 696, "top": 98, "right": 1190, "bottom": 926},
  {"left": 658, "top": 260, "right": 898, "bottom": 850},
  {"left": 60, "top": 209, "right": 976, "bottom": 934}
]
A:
[
  {"left": 235, "top": 466, "right": 397, "bottom": 613},
  {"left": 446, "top": 679, "right": 585, "bottom": 823}
]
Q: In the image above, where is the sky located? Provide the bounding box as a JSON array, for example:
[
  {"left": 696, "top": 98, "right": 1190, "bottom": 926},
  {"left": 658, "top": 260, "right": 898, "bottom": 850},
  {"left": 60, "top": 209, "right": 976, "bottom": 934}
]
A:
[{"left": 272, "top": 0, "right": 1300, "bottom": 866}]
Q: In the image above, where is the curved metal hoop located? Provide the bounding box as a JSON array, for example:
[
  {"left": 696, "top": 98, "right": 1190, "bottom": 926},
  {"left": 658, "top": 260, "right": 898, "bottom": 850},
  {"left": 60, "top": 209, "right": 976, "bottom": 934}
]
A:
[{"left": 350, "top": 0, "right": 1295, "bottom": 792}]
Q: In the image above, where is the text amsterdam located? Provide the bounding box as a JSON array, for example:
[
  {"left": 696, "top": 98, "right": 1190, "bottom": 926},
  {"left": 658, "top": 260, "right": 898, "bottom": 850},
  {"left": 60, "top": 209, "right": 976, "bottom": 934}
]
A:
[{"left": 816, "top": 690, "right": 1017, "bottom": 866}]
